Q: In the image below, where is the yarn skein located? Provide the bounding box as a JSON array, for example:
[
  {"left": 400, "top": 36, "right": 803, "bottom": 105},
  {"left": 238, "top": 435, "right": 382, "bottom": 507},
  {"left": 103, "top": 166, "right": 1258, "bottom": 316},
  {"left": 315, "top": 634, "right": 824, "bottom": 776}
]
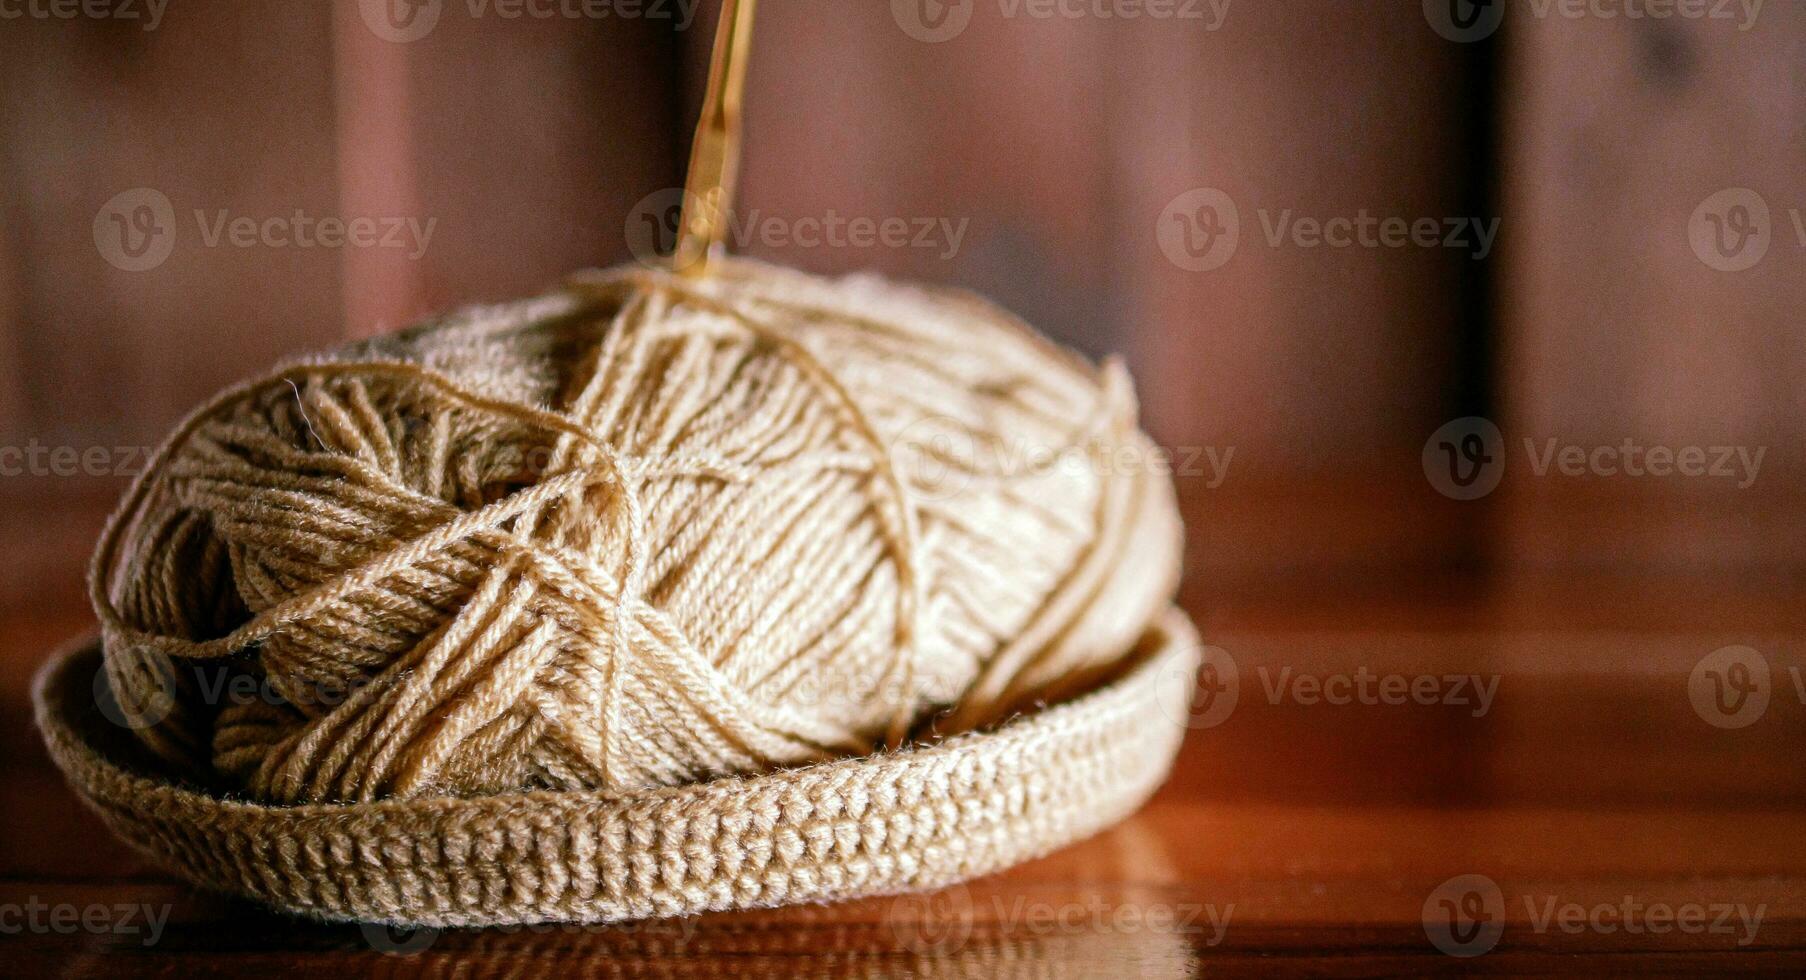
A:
[{"left": 90, "top": 259, "right": 1182, "bottom": 806}]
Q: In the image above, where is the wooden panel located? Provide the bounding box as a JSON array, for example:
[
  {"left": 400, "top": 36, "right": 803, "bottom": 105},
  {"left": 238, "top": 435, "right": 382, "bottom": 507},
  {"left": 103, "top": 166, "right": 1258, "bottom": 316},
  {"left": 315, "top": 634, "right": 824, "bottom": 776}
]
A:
[
  {"left": 331, "top": 0, "right": 430, "bottom": 337},
  {"left": 1498, "top": 2, "right": 1806, "bottom": 571},
  {"left": 392, "top": 0, "right": 681, "bottom": 317},
  {"left": 0, "top": 1, "right": 342, "bottom": 448},
  {"left": 1110, "top": 3, "right": 1478, "bottom": 464},
  {"left": 329, "top": 0, "right": 680, "bottom": 334},
  {"left": 0, "top": 198, "right": 24, "bottom": 434},
  {"left": 682, "top": 1, "right": 1486, "bottom": 588},
  {"left": 698, "top": 1, "right": 1473, "bottom": 439},
  {"left": 722, "top": 0, "right": 1121, "bottom": 355},
  {"left": 0, "top": 2, "right": 682, "bottom": 511}
]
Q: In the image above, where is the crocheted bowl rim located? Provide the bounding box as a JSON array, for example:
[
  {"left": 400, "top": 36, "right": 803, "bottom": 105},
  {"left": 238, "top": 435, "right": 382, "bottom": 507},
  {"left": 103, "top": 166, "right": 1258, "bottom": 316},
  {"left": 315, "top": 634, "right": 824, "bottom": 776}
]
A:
[{"left": 34, "top": 607, "right": 1199, "bottom": 928}]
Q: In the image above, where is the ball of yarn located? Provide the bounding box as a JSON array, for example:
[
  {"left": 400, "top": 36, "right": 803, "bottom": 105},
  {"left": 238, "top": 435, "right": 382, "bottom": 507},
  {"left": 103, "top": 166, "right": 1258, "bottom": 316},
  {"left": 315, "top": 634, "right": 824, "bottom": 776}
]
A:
[{"left": 91, "top": 260, "right": 1180, "bottom": 804}]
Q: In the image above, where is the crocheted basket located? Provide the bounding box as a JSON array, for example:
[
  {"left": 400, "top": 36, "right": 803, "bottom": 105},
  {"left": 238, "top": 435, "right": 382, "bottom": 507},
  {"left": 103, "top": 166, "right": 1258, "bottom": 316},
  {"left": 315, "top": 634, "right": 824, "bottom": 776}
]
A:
[{"left": 36, "top": 609, "right": 1196, "bottom": 927}]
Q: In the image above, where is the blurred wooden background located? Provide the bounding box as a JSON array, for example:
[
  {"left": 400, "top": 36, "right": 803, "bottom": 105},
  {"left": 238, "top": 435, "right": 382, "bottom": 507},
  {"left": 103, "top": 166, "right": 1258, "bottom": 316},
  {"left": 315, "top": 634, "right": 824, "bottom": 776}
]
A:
[
  {"left": 5, "top": 8, "right": 1806, "bottom": 972},
  {"left": 0, "top": 0, "right": 1801, "bottom": 602}
]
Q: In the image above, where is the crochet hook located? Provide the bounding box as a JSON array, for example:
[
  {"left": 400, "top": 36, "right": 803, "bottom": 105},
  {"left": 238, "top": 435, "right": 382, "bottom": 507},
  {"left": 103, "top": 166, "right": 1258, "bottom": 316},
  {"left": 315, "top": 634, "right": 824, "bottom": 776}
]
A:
[{"left": 674, "top": 0, "right": 758, "bottom": 278}]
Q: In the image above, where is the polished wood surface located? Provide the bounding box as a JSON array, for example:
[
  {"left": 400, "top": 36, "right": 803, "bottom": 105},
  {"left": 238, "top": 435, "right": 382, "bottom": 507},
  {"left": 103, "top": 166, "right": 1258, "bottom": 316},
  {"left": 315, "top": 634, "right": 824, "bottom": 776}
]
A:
[{"left": 4, "top": 490, "right": 1805, "bottom": 977}]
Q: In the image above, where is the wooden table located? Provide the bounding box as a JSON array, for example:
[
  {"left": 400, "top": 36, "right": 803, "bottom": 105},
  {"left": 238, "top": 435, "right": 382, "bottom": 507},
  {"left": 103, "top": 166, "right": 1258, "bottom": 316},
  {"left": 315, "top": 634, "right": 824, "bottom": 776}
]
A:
[{"left": 4, "top": 494, "right": 1805, "bottom": 976}]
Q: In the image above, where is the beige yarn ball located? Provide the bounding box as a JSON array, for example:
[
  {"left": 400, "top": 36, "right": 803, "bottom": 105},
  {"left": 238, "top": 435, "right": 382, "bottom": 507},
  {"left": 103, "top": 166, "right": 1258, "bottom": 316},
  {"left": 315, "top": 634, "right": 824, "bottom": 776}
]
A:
[{"left": 91, "top": 260, "right": 1181, "bottom": 805}]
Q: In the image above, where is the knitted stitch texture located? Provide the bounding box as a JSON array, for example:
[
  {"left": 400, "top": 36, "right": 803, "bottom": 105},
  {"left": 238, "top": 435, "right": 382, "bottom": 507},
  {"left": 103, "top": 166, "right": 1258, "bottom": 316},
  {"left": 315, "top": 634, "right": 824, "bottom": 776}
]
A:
[{"left": 37, "top": 610, "right": 1196, "bottom": 926}]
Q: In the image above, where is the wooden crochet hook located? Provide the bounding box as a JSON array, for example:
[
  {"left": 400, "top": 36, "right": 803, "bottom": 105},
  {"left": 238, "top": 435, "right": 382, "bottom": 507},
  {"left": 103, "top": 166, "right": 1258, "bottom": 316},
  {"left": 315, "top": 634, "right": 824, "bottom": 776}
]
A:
[{"left": 673, "top": 0, "right": 758, "bottom": 278}]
